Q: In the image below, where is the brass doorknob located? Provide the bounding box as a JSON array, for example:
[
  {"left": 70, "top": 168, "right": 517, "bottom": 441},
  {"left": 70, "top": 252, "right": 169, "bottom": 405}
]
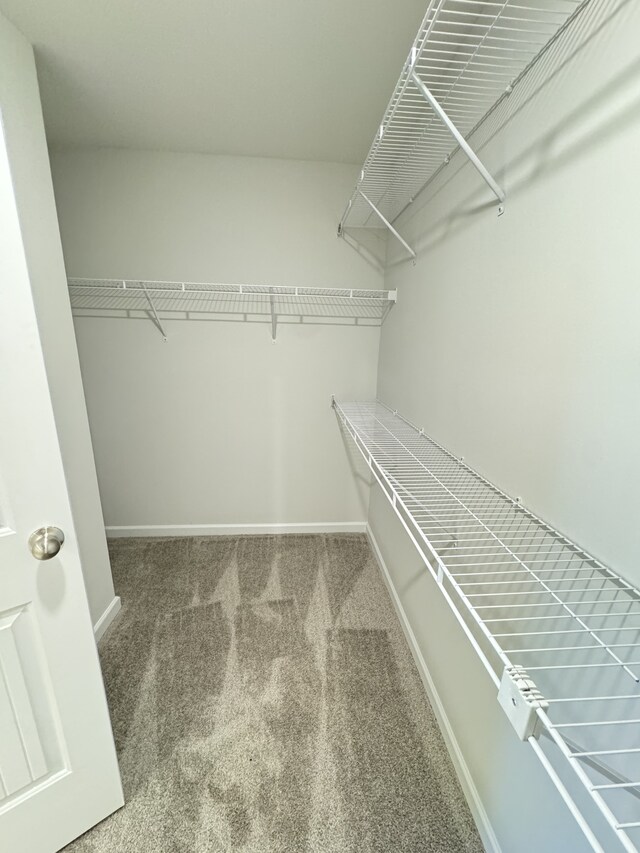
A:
[{"left": 28, "top": 526, "right": 65, "bottom": 560}]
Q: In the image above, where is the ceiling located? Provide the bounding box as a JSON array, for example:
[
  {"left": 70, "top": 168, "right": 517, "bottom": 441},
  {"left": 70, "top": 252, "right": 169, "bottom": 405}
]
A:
[{"left": 0, "top": 0, "right": 426, "bottom": 163}]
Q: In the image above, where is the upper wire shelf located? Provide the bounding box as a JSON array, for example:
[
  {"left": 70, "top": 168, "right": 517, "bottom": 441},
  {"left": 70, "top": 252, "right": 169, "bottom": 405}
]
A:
[
  {"left": 68, "top": 279, "right": 396, "bottom": 341},
  {"left": 339, "top": 0, "right": 589, "bottom": 252},
  {"left": 335, "top": 400, "right": 640, "bottom": 852}
]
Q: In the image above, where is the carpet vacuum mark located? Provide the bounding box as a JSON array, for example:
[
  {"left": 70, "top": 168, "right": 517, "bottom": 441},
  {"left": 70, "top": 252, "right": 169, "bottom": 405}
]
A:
[{"left": 64, "top": 534, "right": 482, "bottom": 852}]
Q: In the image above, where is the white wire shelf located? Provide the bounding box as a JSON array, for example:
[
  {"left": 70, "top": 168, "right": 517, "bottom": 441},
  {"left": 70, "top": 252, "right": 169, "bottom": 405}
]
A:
[
  {"left": 68, "top": 279, "right": 396, "bottom": 341},
  {"left": 339, "top": 0, "right": 590, "bottom": 251},
  {"left": 334, "top": 400, "right": 640, "bottom": 852}
]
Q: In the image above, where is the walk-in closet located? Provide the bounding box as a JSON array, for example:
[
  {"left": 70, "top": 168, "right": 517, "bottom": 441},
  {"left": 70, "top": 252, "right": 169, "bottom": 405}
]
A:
[{"left": 1, "top": 1, "right": 639, "bottom": 851}]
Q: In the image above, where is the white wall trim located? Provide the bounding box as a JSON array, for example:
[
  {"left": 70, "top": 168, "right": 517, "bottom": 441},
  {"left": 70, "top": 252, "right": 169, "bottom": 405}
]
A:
[
  {"left": 105, "top": 522, "right": 367, "bottom": 538},
  {"left": 93, "top": 595, "right": 122, "bottom": 641},
  {"left": 366, "top": 523, "right": 501, "bottom": 853}
]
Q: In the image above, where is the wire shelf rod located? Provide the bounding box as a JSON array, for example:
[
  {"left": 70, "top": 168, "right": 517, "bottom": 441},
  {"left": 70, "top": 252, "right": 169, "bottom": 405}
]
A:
[
  {"left": 453, "top": 569, "right": 611, "bottom": 578},
  {"left": 507, "top": 645, "right": 640, "bottom": 655},
  {"left": 552, "top": 721, "right": 640, "bottom": 729},
  {"left": 463, "top": 582, "right": 626, "bottom": 591},
  {"left": 416, "top": 541, "right": 582, "bottom": 552},
  {"left": 484, "top": 614, "right": 639, "bottom": 624},
  {"left": 575, "top": 749, "right": 640, "bottom": 758},
  {"left": 495, "top": 628, "right": 640, "bottom": 638},
  {"left": 446, "top": 559, "right": 600, "bottom": 568},
  {"left": 466, "top": 586, "right": 636, "bottom": 595},
  {"left": 527, "top": 663, "right": 640, "bottom": 672},
  {"left": 474, "top": 602, "right": 640, "bottom": 610},
  {"left": 429, "top": 535, "right": 593, "bottom": 546},
  {"left": 550, "top": 697, "right": 640, "bottom": 705},
  {"left": 442, "top": 555, "right": 599, "bottom": 566},
  {"left": 539, "top": 695, "right": 636, "bottom": 853},
  {"left": 595, "top": 783, "right": 640, "bottom": 791},
  {"left": 529, "top": 737, "right": 606, "bottom": 853}
]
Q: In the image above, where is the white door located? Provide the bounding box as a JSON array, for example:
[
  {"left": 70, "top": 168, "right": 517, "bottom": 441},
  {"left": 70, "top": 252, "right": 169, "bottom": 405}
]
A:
[{"left": 0, "top": 20, "right": 123, "bottom": 853}]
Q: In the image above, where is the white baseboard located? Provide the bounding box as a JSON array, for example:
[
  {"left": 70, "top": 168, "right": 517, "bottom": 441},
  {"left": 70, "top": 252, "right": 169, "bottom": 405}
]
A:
[
  {"left": 93, "top": 596, "right": 122, "bottom": 641},
  {"left": 105, "top": 522, "right": 367, "bottom": 538},
  {"left": 366, "top": 524, "right": 501, "bottom": 853}
]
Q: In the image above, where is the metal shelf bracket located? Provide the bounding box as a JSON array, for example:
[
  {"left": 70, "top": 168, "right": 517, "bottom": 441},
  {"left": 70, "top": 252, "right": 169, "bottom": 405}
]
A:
[
  {"left": 357, "top": 190, "right": 417, "bottom": 260},
  {"left": 140, "top": 282, "right": 167, "bottom": 341},
  {"left": 269, "top": 289, "right": 277, "bottom": 342},
  {"left": 498, "top": 665, "right": 548, "bottom": 741},
  {"left": 410, "top": 71, "right": 505, "bottom": 207}
]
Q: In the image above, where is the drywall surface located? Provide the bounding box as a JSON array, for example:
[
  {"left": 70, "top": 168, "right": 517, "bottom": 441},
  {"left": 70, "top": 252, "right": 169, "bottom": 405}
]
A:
[
  {"left": 0, "top": 13, "right": 115, "bottom": 626},
  {"left": 50, "top": 149, "right": 381, "bottom": 527},
  {"left": 370, "top": 1, "right": 640, "bottom": 850}
]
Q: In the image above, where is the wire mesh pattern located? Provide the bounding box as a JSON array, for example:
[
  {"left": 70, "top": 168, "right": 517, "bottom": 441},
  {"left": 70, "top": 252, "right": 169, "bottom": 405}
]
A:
[
  {"left": 340, "top": 0, "right": 589, "bottom": 230},
  {"left": 335, "top": 400, "right": 640, "bottom": 851},
  {"left": 68, "top": 279, "right": 396, "bottom": 326}
]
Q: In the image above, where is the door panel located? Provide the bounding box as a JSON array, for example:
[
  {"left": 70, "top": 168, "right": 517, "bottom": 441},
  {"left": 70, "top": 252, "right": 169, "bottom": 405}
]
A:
[
  {"left": 0, "top": 10, "right": 123, "bottom": 852},
  {"left": 0, "top": 605, "right": 63, "bottom": 804}
]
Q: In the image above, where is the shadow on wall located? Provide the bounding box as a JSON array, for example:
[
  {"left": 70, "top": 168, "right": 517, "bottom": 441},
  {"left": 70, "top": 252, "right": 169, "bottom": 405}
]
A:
[
  {"left": 387, "top": 0, "right": 638, "bottom": 264},
  {"left": 335, "top": 414, "right": 374, "bottom": 519},
  {"left": 339, "top": 229, "right": 387, "bottom": 273}
]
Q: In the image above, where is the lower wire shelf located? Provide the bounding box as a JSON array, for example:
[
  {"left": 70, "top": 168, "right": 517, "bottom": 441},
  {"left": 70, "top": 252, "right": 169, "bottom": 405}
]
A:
[{"left": 334, "top": 400, "right": 640, "bottom": 853}]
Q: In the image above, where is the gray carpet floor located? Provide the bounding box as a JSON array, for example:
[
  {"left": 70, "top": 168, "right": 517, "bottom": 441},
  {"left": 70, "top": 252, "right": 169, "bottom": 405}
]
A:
[{"left": 64, "top": 534, "right": 483, "bottom": 852}]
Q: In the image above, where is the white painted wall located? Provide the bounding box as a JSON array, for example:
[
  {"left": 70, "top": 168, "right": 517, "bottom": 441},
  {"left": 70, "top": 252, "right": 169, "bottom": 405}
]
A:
[
  {"left": 0, "top": 11, "right": 115, "bottom": 628},
  {"left": 371, "top": 1, "right": 640, "bottom": 850},
  {"left": 50, "top": 149, "right": 382, "bottom": 529}
]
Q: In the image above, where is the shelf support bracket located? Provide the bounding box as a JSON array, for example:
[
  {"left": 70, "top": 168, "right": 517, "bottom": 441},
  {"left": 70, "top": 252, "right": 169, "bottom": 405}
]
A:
[
  {"left": 381, "top": 291, "right": 397, "bottom": 324},
  {"left": 357, "top": 190, "right": 417, "bottom": 260},
  {"left": 269, "top": 289, "right": 277, "bottom": 342},
  {"left": 140, "top": 283, "right": 167, "bottom": 341},
  {"left": 411, "top": 71, "right": 505, "bottom": 208}
]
